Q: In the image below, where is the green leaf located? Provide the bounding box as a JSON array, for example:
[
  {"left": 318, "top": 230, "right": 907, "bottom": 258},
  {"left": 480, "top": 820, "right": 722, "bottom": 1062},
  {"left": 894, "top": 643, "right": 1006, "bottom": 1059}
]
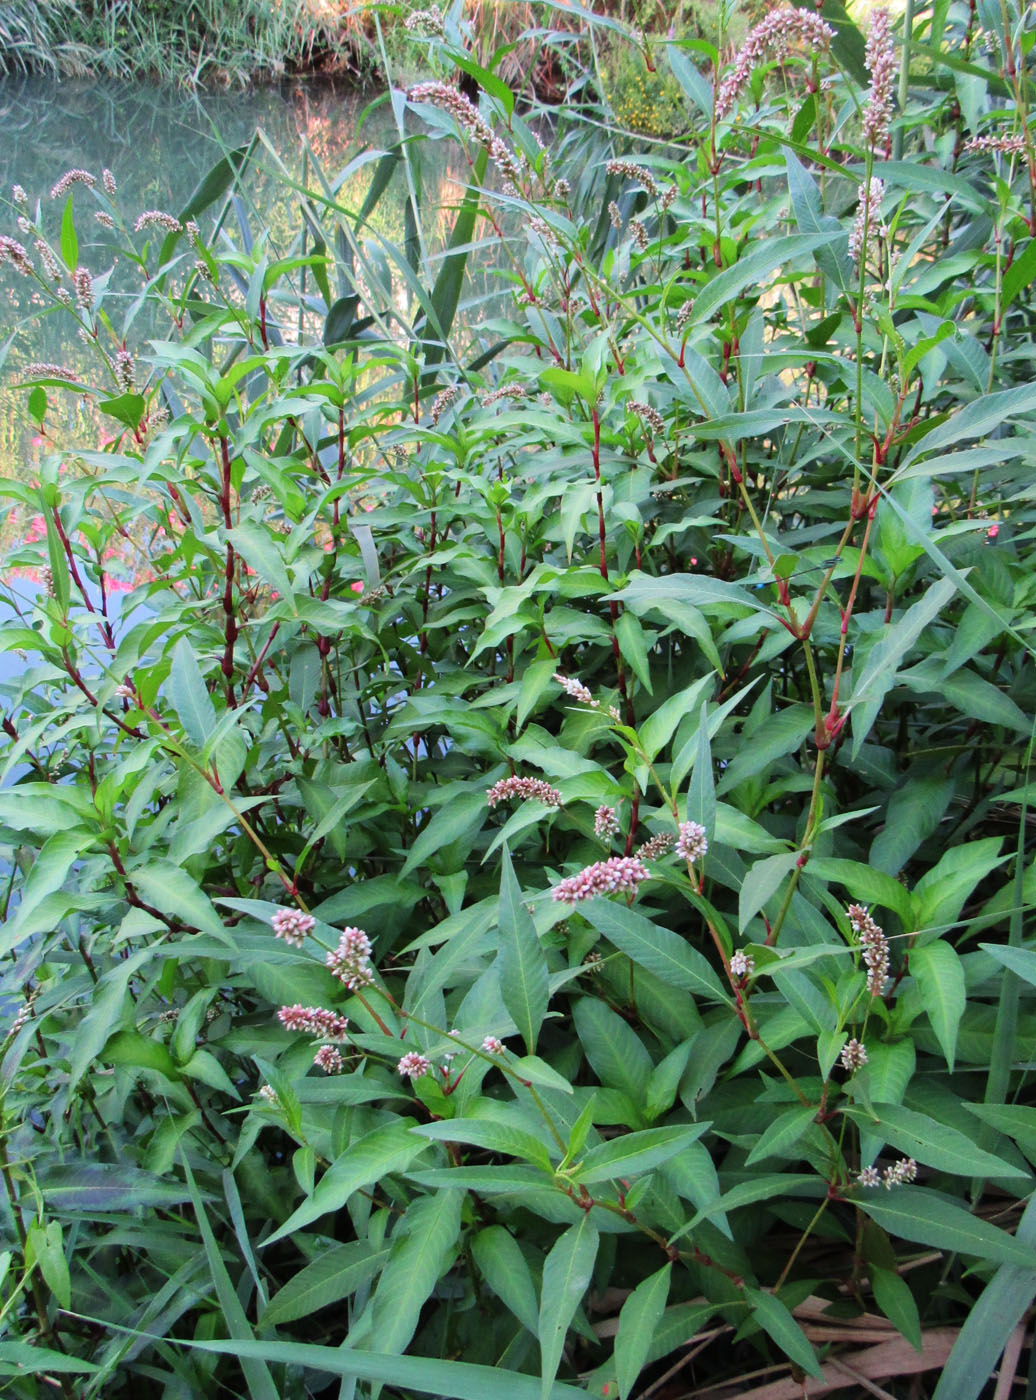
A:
[
  {"left": 174, "top": 141, "right": 253, "bottom": 236},
  {"left": 615, "top": 611, "right": 653, "bottom": 693},
  {"left": 962, "top": 1102, "right": 1036, "bottom": 1164},
  {"left": 615, "top": 1264, "right": 671, "bottom": 1399},
  {"left": 739, "top": 853, "right": 799, "bottom": 934},
  {"left": 412, "top": 1118, "right": 554, "bottom": 1170},
  {"left": 903, "top": 382, "right": 1036, "bottom": 466},
  {"left": 581, "top": 901, "right": 731, "bottom": 1004},
  {"left": 168, "top": 638, "right": 217, "bottom": 748},
  {"left": 744, "top": 1286, "right": 822, "bottom": 1380},
  {"left": 60, "top": 194, "right": 77, "bottom": 271},
  {"left": 870, "top": 1266, "right": 922, "bottom": 1352},
  {"left": 848, "top": 578, "right": 958, "bottom": 754},
  {"left": 914, "top": 838, "right": 1007, "bottom": 933},
  {"left": 933, "top": 1195, "right": 1036, "bottom": 1400},
  {"left": 129, "top": 860, "right": 230, "bottom": 943},
  {"left": 538, "top": 1216, "right": 599, "bottom": 1400},
  {"left": 910, "top": 941, "right": 965, "bottom": 1070},
  {"left": 688, "top": 234, "right": 840, "bottom": 329},
  {"left": 265, "top": 1125, "right": 430, "bottom": 1244},
  {"left": 979, "top": 944, "right": 1036, "bottom": 989},
  {"left": 97, "top": 389, "right": 147, "bottom": 430},
  {"left": 687, "top": 703, "right": 716, "bottom": 846},
  {"left": 0, "top": 1342, "right": 97, "bottom": 1376},
  {"left": 38, "top": 1162, "right": 196, "bottom": 1212},
  {"left": 185, "top": 1159, "right": 279, "bottom": 1400},
  {"left": 573, "top": 998, "right": 654, "bottom": 1108},
  {"left": 173, "top": 1338, "right": 589, "bottom": 1399},
  {"left": 745, "top": 1105, "right": 819, "bottom": 1166},
  {"left": 808, "top": 857, "right": 913, "bottom": 926},
  {"left": 401, "top": 791, "right": 487, "bottom": 878},
  {"left": 371, "top": 1192, "right": 463, "bottom": 1355},
  {"left": 472, "top": 1226, "right": 539, "bottom": 1335},
  {"left": 577, "top": 1125, "right": 709, "bottom": 1185},
  {"left": 498, "top": 845, "right": 549, "bottom": 1054},
  {"left": 849, "top": 1104, "right": 1026, "bottom": 1180},
  {"left": 228, "top": 520, "right": 293, "bottom": 601},
  {"left": 26, "top": 1220, "right": 70, "bottom": 1310},
  {"left": 511, "top": 1055, "right": 575, "bottom": 1094},
  {"left": 856, "top": 1187, "right": 1036, "bottom": 1268}
]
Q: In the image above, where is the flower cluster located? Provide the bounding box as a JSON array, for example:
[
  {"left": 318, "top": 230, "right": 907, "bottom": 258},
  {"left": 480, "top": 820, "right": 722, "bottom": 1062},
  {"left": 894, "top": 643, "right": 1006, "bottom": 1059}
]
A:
[
  {"left": 102, "top": 168, "right": 117, "bottom": 196},
  {"left": 637, "top": 832, "right": 676, "bottom": 861},
  {"left": 629, "top": 218, "right": 650, "bottom": 252},
  {"left": 675, "top": 821, "right": 708, "bottom": 862},
  {"left": 134, "top": 210, "right": 183, "bottom": 234},
  {"left": 326, "top": 926, "right": 374, "bottom": 989},
  {"left": 50, "top": 168, "right": 96, "bottom": 199},
  {"left": 0, "top": 236, "right": 32, "bottom": 275},
  {"left": 594, "top": 805, "right": 618, "bottom": 839},
  {"left": 628, "top": 401, "right": 665, "bottom": 435},
  {"left": 729, "top": 950, "right": 754, "bottom": 979},
  {"left": 34, "top": 241, "right": 61, "bottom": 282},
  {"left": 857, "top": 1156, "right": 917, "bottom": 1189},
  {"left": 552, "top": 855, "right": 649, "bottom": 904},
  {"left": 482, "top": 383, "right": 526, "bottom": 407},
  {"left": 481, "top": 1035, "right": 505, "bottom": 1054},
  {"left": 408, "top": 83, "right": 526, "bottom": 191},
  {"left": 73, "top": 266, "right": 93, "bottom": 313},
  {"left": 965, "top": 134, "right": 1027, "bottom": 155},
  {"left": 398, "top": 1051, "right": 431, "bottom": 1079},
  {"left": 862, "top": 7, "right": 896, "bottom": 151},
  {"left": 430, "top": 384, "right": 458, "bottom": 424},
  {"left": 848, "top": 179, "right": 887, "bottom": 269},
  {"left": 277, "top": 1004, "right": 350, "bottom": 1040},
  {"left": 270, "top": 906, "right": 316, "bottom": 947},
  {"left": 314, "top": 1045, "right": 344, "bottom": 1074},
  {"left": 553, "top": 673, "right": 595, "bottom": 705},
  {"left": 847, "top": 904, "right": 890, "bottom": 996},
  {"left": 23, "top": 362, "right": 76, "bottom": 381},
  {"left": 840, "top": 1037, "right": 868, "bottom": 1071},
  {"left": 605, "top": 159, "right": 660, "bottom": 198},
  {"left": 486, "top": 776, "right": 563, "bottom": 809},
  {"left": 716, "top": 7, "right": 835, "bottom": 119},
  {"left": 404, "top": 5, "right": 445, "bottom": 36},
  {"left": 114, "top": 349, "right": 135, "bottom": 393}
]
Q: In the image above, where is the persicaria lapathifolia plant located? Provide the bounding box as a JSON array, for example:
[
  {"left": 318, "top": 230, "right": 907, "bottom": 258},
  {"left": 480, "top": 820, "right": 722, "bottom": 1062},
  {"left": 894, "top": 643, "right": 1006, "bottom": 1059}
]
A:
[{"left": 0, "top": 2, "right": 1035, "bottom": 1396}]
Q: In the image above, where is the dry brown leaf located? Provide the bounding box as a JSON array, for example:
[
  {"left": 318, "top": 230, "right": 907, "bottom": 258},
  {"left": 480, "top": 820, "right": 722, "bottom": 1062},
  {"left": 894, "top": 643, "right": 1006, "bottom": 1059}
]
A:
[{"left": 715, "top": 1326, "right": 959, "bottom": 1400}]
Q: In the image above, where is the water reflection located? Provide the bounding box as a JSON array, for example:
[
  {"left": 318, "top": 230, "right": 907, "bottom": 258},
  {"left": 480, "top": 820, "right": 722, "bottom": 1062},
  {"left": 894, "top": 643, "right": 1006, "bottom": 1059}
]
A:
[{"left": 0, "top": 75, "right": 501, "bottom": 504}]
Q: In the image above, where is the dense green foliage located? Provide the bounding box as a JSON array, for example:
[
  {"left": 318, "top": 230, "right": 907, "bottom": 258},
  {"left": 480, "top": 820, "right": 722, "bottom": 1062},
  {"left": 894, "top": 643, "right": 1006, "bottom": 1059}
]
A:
[{"left": 1, "top": 1, "right": 1036, "bottom": 1396}]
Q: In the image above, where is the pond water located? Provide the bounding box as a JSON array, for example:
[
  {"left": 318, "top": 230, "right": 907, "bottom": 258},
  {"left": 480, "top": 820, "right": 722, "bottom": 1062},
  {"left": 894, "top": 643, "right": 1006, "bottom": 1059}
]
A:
[{"left": 0, "top": 75, "right": 496, "bottom": 492}]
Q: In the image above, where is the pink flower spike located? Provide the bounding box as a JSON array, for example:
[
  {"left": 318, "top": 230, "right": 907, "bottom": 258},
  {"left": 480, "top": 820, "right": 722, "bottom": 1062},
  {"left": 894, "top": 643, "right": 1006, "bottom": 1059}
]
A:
[
  {"left": 552, "top": 856, "right": 649, "bottom": 904},
  {"left": 398, "top": 1051, "right": 431, "bottom": 1079}
]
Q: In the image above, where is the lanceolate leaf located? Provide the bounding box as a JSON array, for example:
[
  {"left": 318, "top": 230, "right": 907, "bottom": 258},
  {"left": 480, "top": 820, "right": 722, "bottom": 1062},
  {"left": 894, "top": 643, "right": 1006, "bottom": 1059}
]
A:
[
  {"left": 497, "top": 845, "right": 549, "bottom": 1054},
  {"left": 260, "top": 1242, "right": 390, "bottom": 1328},
  {"left": 581, "top": 901, "right": 731, "bottom": 1004},
  {"left": 472, "top": 1226, "right": 539, "bottom": 1335},
  {"left": 168, "top": 637, "right": 217, "bottom": 748},
  {"left": 743, "top": 1287, "right": 823, "bottom": 1380},
  {"left": 176, "top": 1338, "right": 589, "bottom": 1399},
  {"left": 855, "top": 1187, "right": 1036, "bottom": 1268},
  {"left": 369, "top": 1192, "right": 463, "bottom": 1356},
  {"left": 909, "top": 941, "right": 965, "bottom": 1070},
  {"left": 614, "top": 1264, "right": 671, "bottom": 1399},
  {"left": 576, "top": 1125, "right": 709, "bottom": 1185},
  {"left": 538, "top": 1217, "right": 599, "bottom": 1400},
  {"left": 265, "top": 1126, "right": 430, "bottom": 1244}
]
